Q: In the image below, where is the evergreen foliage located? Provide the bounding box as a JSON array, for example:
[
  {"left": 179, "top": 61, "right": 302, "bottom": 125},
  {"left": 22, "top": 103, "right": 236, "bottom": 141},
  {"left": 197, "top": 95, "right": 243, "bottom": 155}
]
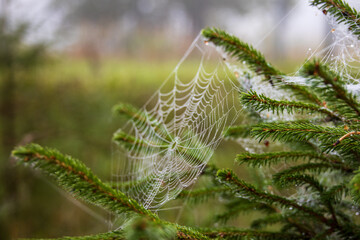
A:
[
  {"left": 12, "top": 0, "right": 360, "bottom": 239},
  {"left": 240, "top": 90, "right": 339, "bottom": 118},
  {"left": 311, "top": 0, "right": 360, "bottom": 38}
]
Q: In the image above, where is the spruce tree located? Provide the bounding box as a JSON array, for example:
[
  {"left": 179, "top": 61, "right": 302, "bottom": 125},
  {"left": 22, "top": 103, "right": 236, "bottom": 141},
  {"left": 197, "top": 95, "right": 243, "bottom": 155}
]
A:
[{"left": 12, "top": 0, "right": 360, "bottom": 239}]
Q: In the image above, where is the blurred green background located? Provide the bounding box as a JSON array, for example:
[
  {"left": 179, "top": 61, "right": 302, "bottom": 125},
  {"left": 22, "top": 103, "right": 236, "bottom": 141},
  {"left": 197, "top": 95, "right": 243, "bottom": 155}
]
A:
[{"left": 0, "top": 0, "right": 332, "bottom": 239}]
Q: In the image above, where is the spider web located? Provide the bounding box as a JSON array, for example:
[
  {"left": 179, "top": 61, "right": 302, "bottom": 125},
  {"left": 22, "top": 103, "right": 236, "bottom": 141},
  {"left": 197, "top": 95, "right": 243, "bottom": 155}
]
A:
[
  {"left": 112, "top": 35, "right": 243, "bottom": 209},
  {"left": 112, "top": 2, "right": 360, "bottom": 212},
  {"left": 324, "top": 8, "right": 360, "bottom": 96},
  {"left": 288, "top": 1, "right": 360, "bottom": 98}
]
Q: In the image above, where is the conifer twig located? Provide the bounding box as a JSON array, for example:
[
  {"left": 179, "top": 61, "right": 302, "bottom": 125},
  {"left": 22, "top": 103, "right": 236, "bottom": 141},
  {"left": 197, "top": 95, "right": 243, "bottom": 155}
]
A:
[
  {"left": 333, "top": 131, "right": 360, "bottom": 146},
  {"left": 12, "top": 144, "right": 212, "bottom": 240},
  {"left": 198, "top": 227, "right": 303, "bottom": 239},
  {"left": 12, "top": 144, "right": 158, "bottom": 220},
  {"left": 251, "top": 122, "right": 360, "bottom": 154},
  {"left": 301, "top": 60, "right": 360, "bottom": 119},
  {"left": 217, "top": 169, "right": 330, "bottom": 225},
  {"left": 311, "top": 0, "right": 360, "bottom": 38},
  {"left": 30, "top": 231, "right": 125, "bottom": 240},
  {"left": 236, "top": 151, "right": 342, "bottom": 167},
  {"left": 201, "top": 27, "right": 323, "bottom": 105},
  {"left": 241, "top": 90, "right": 341, "bottom": 120}
]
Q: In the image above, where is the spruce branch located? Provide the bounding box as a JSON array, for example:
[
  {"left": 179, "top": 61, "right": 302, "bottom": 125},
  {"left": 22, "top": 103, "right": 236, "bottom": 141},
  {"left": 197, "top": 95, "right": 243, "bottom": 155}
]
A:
[
  {"left": 12, "top": 144, "right": 158, "bottom": 220},
  {"left": 273, "top": 163, "right": 351, "bottom": 185},
  {"left": 23, "top": 231, "right": 125, "bottom": 240},
  {"left": 199, "top": 228, "right": 303, "bottom": 240},
  {"left": 280, "top": 220, "right": 316, "bottom": 237},
  {"left": 274, "top": 168, "right": 347, "bottom": 229},
  {"left": 175, "top": 225, "right": 210, "bottom": 240},
  {"left": 273, "top": 174, "right": 341, "bottom": 227},
  {"left": 323, "top": 184, "right": 348, "bottom": 204},
  {"left": 216, "top": 169, "right": 329, "bottom": 224},
  {"left": 201, "top": 27, "right": 323, "bottom": 105},
  {"left": 311, "top": 0, "right": 360, "bottom": 38},
  {"left": 114, "top": 216, "right": 209, "bottom": 240},
  {"left": 12, "top": 144, "right": 212, "bottom": 240},
  {"left": 273, "top": 174, "right": 324, "bottom": 193},
  {"left": 124, "top": 217, "right": 177, "bottom": 240},
  {"left": 202, "top": 27, "right": 282, "bottom": 78},
  {"left": 251, "top": 121, "right": 337, "bottom": 142},
  {"left": 241, "top": 90, "right": 340, "bottom": 120},
  {"left": 251, "top": 121, "right": 360, "bottom": 153},
  {"left": 236, "top": 151, "right": 340, "bottom": 167},
  {"left": 113, "top": 103, "right": 147, "bottom": 122},
  {"left": 350, "top": 169, "right": 360, "bottom": 204},
  {"left": 300, "top": 60, "right": 360, "bottom": 119},
  {"left": 275, "top": 176, "right": 345, "bottom": 229},
  {"left": 333, "top": 131, "right": 360, "bottom": 146}
]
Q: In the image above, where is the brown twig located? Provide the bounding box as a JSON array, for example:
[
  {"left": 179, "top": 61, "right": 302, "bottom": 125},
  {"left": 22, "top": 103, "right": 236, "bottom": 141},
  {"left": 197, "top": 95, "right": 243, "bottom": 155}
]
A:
[{"left": 333, "top": 131, "right": 360, "bottom": 146}]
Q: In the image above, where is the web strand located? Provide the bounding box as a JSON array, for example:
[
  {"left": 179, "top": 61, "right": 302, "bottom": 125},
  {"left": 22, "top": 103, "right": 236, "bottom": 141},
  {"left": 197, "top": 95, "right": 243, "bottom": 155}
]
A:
[{"left": 112, "top": 34, "right": 244, "bottom": 209}]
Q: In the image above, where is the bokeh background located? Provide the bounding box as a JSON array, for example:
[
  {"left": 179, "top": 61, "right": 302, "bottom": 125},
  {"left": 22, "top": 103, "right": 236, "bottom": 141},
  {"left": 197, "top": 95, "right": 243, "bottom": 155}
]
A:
[{"left": 0, "top": 0, "right": 336, "bottom": 239}]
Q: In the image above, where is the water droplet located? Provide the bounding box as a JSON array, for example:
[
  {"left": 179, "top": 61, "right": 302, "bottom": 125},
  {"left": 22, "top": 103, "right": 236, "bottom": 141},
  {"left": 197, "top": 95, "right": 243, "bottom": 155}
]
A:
[
  {"left": 356, "top": 212, "right": 359, "bottom": 216},
  {"left": 242, "top": 61, "right": 246, "bottom": 64},
  {"left": 289, "top": 207, "right": 293, "bottom": 210},
  {"left": 204, "top": 40, "right": 209, "bottom": 46},
  {"left": 350, "top": 44, "right": 354, "bottom": 48},
  {"left": 308, "top": 48, "right": 312, "bottom": 51}
]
